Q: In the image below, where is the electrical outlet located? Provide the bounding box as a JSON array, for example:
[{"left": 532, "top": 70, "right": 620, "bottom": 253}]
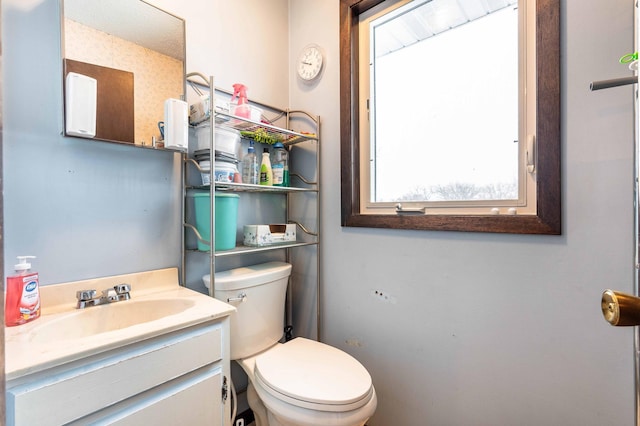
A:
[
  {"left": 235, "top": 419, "right": 245, "bottom": 426},
  {"left": 371, "top": 289, "right": 397, "bottom": 304}
]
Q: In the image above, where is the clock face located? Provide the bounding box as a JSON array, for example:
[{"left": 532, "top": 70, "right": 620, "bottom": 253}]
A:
[{"left": 297, "top": 45, "right": 324, "bottom": 81}]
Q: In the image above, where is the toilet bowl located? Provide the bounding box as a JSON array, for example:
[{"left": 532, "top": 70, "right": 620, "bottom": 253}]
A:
[
  {"left": 238, "top": 338, "right": 377, "bottom": 426},
  {"left": 214, "top": 262, "right": 377, "bottom": 426}
]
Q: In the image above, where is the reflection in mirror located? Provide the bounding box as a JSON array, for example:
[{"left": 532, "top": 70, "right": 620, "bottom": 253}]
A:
[{"left": 62, "top": 0, "right": 185, "bottom": 146}]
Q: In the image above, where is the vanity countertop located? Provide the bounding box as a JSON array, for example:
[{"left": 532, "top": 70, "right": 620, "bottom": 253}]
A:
[{"left": 5, "top": 268, "right": 235, "bottom": 380}]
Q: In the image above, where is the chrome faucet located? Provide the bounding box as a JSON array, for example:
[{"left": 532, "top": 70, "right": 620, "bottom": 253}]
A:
[{"left": 76, "top": 284, "right": 131, "bottom": 309}]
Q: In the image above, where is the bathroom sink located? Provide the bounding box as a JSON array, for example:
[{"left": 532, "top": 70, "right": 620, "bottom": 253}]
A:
[
  {"left": 21, "top": 298, "right": 196, "bottom": 344},
  {"left": 5, "top": 268, "right": 236, "bottom": 380}
]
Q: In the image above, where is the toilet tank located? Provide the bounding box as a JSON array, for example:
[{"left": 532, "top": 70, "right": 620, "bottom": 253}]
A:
[{"left": 215, "top": 261, "right": 292, "bottom": 360}]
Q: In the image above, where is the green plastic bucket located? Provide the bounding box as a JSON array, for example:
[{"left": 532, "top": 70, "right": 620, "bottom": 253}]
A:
[{"left": 190, "top": 192, "right": 239, "bottom": 251}]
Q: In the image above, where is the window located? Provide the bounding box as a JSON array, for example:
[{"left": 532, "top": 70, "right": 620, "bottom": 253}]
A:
[
  {"left": 339, "top": 0, "right": 560, "bottom": 234},
  {"left": 363, "top": 0, "right": 525, "bottom": 211}
]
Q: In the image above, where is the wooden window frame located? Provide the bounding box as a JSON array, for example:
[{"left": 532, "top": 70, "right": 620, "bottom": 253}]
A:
[{"left": 339, "top": 0, "right": 561, "bottom": 234}]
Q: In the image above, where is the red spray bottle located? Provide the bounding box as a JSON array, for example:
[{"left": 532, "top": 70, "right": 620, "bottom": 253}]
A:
[{"left": 231, "top": 83, "right": 251, "bottom": 119}]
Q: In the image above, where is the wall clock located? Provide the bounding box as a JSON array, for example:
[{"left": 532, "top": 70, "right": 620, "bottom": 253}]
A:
[{"left": 297, "top": 44, "right": 324, "bottom": 82}]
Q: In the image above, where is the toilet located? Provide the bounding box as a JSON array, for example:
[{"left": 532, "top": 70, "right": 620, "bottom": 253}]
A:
[{"left": 215, "top": 262, "right": 377, "bottom": 426}]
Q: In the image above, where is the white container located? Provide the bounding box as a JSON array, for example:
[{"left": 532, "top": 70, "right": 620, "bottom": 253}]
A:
[
  {"left": 231, "top": 104, "right": 262, "bottom": 122},
  {"left": 197, "top": 159, "right": 238, "bottom": 184},
  {"left": 194, "top": 125, "right": 240, "bottom": 157},
  {"left": 199, "top": 160, "right": 211, "bottom": 185},
  {"left": 214, "top": 160, "right": 238, "bottom": 183}
]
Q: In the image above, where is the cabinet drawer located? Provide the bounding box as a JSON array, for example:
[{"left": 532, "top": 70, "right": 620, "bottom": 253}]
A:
[
  {"left": 71, "top": 364, "right": 223, "bottom": 425},
  {"left": 7, "top": 322, "right": 222, "bottom": 426}
]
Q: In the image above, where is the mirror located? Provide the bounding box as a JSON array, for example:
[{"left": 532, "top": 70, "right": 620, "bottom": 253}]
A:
[{"left": 62, "top": 0, "right": 185, "bottom": 146}]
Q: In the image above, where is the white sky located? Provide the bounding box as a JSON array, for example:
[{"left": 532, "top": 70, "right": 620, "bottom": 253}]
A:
[{"left": 372, "top": 7, "right": 519, "bottom": 201}]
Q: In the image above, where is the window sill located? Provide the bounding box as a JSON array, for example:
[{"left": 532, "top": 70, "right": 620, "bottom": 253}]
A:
[{"left": 342, "top": 212, "right": 560, "bottom": 235}]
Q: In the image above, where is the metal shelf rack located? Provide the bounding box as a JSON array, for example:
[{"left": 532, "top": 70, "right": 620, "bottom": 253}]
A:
[{"left": 181, "top": 73, "right": 321, "bottom": 337}]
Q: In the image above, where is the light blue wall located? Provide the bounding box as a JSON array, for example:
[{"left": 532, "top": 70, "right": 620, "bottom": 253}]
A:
[
  {"left": 2, "top": 0, "right": 290, "bottom": 288},
  {"left": 2, "top": 0, "right": 290, "bottom": 418},
  {"left": 290, "top": 0, "right": 636, "bottom": 425},
  {"left": 3, "top": 0, "right": 182, "bottom": 285}
]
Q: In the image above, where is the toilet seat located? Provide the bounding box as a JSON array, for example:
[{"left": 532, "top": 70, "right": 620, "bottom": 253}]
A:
[{"left": 253, "top": 338, "right": 374, "bottom": 413}]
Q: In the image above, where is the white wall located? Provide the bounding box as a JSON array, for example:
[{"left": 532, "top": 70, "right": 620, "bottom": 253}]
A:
[
  {"left": 290, "top": 0, "right": 636, "bottom": 425},
  {"left": 149, "top": 0, "right": 289, "bottom": 107},
  {"left": 143, "top": 1, "right": 291, "bottom": 295}
]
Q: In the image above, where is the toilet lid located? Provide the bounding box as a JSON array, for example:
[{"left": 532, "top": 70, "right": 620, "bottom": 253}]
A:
[{"left": 254, "top": 338, "right": 373, "bottom": 409}]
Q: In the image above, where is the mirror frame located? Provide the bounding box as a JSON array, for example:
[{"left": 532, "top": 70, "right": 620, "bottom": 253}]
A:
[{"left": 339, "top": 0, "right": 561, "bottom": 235}]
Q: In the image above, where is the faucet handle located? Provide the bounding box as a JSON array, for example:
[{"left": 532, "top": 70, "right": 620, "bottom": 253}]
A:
[
  {"left": 102, "top": 288, "right": 119, "bottom": 302},
  {"left": 77, "top": 290, "right": 97, "bottom": 301},
  {"left": 114, "top": 284, "right": 131, "bottom": 294}
]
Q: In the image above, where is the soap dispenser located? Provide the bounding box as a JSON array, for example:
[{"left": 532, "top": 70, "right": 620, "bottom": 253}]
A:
[{"left": 5, "top": 255, "right": 41, "bottom": 326}]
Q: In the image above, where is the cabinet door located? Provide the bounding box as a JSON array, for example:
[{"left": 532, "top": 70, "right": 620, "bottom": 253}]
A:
[
  {"left": 7, "top": 323, "right": 222, "bottom": 425},
  {"left": 73, "top": 365, "right": 224, "bottom": 426}
]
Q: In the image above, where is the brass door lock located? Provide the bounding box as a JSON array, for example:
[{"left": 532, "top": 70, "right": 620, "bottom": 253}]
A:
[{"left": 601, "top": 289, "right": 640, "bottom": 326}]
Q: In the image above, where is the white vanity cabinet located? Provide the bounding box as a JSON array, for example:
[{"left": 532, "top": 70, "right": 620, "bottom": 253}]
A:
[
  {"left": 7, "top": 319, "right": 230, "bottom": 426},
  {"left": 5, "top": 268, "right": 235, "bottom": 426}
]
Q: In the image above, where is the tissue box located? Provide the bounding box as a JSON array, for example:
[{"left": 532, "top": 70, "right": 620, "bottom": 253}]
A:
[{"left": 243, "top": 224, "right": 296, "bottom": 246}]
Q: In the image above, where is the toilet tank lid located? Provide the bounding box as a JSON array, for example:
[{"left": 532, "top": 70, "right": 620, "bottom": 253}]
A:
[{"left": 215, "top": 261, "right": 292, "bottom": 291}]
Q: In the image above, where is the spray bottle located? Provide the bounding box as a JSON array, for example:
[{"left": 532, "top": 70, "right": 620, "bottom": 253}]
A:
[
  {"left": 6, "top": 255, "right": 41, "bottom": 326},
  {"left": 231, "top": 83, "right": 251, "bottom": 119}
]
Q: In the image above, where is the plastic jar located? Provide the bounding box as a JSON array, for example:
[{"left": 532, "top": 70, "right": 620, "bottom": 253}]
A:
[
  {"left": 199, "top": 160, "right": 211, "bottom": 185},
  {"left": 194, "top": 125, "right": 241, "bottom": 158},
  {"left": 214, "top": 160, "right": 238, "bottom": 183}
]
